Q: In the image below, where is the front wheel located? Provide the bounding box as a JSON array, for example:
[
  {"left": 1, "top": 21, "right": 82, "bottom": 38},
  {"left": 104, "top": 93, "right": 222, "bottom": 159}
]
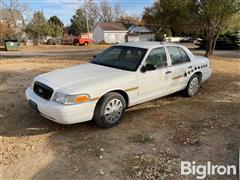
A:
[
  {"left": 93, "top": 92, "right": 126, "bottom": 128},
  {"left": 184, "top": 74, "right": 200, "bottom": 97}
]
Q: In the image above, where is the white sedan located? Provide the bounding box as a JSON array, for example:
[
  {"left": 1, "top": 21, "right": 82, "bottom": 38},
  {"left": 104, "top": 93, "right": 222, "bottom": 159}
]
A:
[{"left": 25, "top": 42, "right": 211, "bottom": 128}]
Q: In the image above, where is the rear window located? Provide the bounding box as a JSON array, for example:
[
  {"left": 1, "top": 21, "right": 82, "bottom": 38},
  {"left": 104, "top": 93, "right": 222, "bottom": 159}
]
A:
[{"left": 168, "top": 46, "right": 190, "bottom": 65}]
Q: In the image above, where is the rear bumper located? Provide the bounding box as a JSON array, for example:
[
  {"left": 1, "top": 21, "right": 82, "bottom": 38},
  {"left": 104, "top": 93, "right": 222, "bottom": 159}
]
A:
[
  {"left": 201, "top": 68, "right": 212, "bottom": 82},
  {"left": 25, "top": 87, "right": 96, "bottom": 124}
]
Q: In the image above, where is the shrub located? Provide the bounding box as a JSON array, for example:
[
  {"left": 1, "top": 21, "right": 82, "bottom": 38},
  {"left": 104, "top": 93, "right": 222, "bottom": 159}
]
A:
[{"left": 155, "top": 28, "right": 172, "bottom": 41}]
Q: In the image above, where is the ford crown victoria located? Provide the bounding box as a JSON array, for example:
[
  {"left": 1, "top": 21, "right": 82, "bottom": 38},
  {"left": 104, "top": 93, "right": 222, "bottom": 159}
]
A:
[{"left": 25, "top": 42, "right": 212, "bottom": 128}]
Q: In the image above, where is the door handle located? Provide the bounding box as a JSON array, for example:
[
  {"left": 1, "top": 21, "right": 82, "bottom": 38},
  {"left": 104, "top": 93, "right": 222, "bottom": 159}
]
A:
[
  {"left": 165, "top": 71, "right": 172, "bottom": 74},
  {"left": 188, "top": 66, "right": 192, "bottom": 69}
]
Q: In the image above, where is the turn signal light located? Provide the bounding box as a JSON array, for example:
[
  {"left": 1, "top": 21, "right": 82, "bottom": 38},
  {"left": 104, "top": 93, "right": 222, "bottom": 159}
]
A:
[{"left": 74, "top": 95, "right": 90, "bottom": 103}]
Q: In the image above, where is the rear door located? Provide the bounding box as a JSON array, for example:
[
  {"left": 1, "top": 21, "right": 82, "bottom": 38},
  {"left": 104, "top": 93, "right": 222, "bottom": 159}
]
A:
[{"left": 167, "top": 46, "right": 192, "bottom": 92}]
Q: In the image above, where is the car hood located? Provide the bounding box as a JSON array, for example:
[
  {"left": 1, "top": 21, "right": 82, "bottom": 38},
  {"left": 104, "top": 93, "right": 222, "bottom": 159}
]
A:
[{"left": 37, "top": 63, "right": 134, "bottom": 93}]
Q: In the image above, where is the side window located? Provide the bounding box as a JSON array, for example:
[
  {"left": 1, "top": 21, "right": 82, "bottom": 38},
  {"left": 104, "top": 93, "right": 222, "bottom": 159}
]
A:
[
  {"left": 145, "top": 48, "right": 167, "bottom": 68},
  {"left": 168, "top": 46, "right": 190, "bottom": 65},
  {"left": 178, "top": 47, "right": 190, "bottom": 62}
]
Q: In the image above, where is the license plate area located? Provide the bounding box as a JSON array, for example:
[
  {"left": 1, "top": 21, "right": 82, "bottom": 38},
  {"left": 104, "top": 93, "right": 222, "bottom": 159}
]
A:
[{"left": 28, "top": 100, "right": 39, "bottom": 113}]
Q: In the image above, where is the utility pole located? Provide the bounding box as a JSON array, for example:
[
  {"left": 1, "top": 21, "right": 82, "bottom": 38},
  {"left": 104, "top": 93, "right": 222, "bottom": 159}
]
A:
[{"left": 85, "top": 0, "right": 90, "bottom": 40}]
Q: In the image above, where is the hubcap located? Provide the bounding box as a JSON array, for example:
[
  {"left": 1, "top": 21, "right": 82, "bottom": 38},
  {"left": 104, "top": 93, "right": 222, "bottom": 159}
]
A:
[
  {"left": 189, "top": 77, "right": 199, "bottom": 96},
  {"left": 104, "top": 99, "right": 123, "bottom": 123}
]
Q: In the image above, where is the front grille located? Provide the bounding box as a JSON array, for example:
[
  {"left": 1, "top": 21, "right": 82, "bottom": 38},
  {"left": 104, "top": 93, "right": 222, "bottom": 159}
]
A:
[{"left": 33, "top": 81, "right": 54, "bottom": 100}]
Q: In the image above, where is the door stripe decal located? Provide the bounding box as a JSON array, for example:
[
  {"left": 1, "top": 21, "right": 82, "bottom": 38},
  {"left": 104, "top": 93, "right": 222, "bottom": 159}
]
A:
[
  {"left": 172, "top": 74, "right": 184, "bottom": 79},
  {"left": 125, "top": 87, "right": 138, "bottom": 92},
  {"left": 91, "top": 87, "right": 138, "bottom": 101}
]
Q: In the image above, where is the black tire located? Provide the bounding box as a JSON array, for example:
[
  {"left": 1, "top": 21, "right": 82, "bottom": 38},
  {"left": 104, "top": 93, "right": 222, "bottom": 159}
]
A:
[
  {"left": 184, "top": 74, "right": 200, "bottom": 97},
  {"left": 84, "top": 42, "right": 88, "bottom": 46},
  {"left": 93, "top": 92, "right": 126, "bottom": 128}
]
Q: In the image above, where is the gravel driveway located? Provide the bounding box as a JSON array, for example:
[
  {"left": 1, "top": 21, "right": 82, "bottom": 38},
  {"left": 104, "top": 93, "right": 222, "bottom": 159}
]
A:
[{"left": 1, "top": 55, "right": 239, "bottom": 179}]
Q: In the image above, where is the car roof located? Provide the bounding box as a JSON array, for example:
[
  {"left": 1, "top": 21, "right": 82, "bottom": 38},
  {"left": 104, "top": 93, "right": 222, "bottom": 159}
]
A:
[{"left": 117, "top": 41, "right": 183, "bottom": 49}]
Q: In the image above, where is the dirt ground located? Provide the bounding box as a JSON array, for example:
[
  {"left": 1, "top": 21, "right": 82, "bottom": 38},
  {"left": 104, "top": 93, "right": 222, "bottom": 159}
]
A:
[{"left": 0, "top": 54, "right": 240, "bottom": 179}]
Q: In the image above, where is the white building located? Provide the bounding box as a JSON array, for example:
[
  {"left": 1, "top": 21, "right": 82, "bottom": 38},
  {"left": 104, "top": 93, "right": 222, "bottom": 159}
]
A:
[{"left": 93, "top": 23, "right": 128, "bottom": 44}]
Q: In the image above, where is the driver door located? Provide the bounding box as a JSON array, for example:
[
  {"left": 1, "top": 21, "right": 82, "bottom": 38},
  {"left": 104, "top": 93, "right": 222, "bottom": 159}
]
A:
[{"left": 138, "top": 47, "right": 172, "bottom": 99}]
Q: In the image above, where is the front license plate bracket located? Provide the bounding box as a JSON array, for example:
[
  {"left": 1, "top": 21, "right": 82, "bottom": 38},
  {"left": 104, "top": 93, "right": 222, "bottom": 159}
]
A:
[{"left": 28, "top": 100, "right": 39, "bottom": 113}]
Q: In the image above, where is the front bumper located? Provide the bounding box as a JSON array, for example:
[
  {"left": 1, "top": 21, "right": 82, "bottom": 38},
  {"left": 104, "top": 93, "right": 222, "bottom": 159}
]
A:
[{"left": 25, "top": 87, "right": 96, "bottom": 124}]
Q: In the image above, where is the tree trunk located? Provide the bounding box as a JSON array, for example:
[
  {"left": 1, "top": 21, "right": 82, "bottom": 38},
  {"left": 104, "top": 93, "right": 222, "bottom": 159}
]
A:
[
  {"left": 205, "top": 34, "right": 220, "bottom": 57},
  {"left": 212, "top": 34, "right": 220, "bottom": 53},
  {"left": 205, "top": 22, "right": 212, "bottom": 57},
  {"left": 205, "top": 36, "right": 213, "bottom": 57}
]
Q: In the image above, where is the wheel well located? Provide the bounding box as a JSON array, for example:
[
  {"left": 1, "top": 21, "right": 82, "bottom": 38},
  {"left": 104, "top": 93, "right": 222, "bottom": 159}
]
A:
[
  {"left": 110, "top": 90, "right": 129, "bottom": 108},
  {"left": 97, "top": 90, "right": 129, "bottom": 108},
  {"left": 195, "top": 71, "right": 202, "bottom": 81}
]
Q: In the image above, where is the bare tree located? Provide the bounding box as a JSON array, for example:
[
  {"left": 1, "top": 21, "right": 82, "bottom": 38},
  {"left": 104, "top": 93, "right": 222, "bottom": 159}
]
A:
[
  {"left": 118, "top": 14, "right": 141, "bottom": 25},
  {"left": 86, "top": 0, "right": 99, "bottom": 30},
  {"left": 98, "top": 0, "right": 114, "bottom": 22},
  {"left": 113, "top": 3, "right": 124, "bottom": 21},
  {"left": 0, "top": 0, "right": 29, "bottom": 36}
]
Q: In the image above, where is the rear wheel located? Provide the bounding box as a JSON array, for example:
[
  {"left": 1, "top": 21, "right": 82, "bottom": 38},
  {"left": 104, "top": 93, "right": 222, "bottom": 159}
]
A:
[
  {"left": 184, "top": 74, "right": 200, "bottom": 97},
  {"left": 93, "top": 92, "right": 126, "bottom": 128}
]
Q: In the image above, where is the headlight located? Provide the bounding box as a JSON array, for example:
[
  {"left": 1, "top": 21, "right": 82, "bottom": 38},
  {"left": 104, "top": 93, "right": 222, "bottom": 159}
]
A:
[{"left": 52, "top": 92, "right": 91, "bottom": 105}]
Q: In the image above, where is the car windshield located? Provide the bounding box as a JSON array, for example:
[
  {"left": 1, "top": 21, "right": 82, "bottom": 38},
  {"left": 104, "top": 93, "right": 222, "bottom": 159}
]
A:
[{"left": 91, "top": 46, "right": 147, "bottom": 71}]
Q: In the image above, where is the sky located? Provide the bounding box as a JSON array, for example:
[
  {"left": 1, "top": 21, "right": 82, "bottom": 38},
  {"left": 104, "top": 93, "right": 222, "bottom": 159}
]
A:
[{"left": 19, "top": 0, "right": 155, "bottom": 26}]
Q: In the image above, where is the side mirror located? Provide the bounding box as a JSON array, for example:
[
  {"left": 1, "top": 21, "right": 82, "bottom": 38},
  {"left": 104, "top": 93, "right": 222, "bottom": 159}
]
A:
[
  {"left": 92, "top": 54, "right": 98, "bottom": 59},
  {"left": 141, "top": 64, "right": 156, "bottom": 72}
]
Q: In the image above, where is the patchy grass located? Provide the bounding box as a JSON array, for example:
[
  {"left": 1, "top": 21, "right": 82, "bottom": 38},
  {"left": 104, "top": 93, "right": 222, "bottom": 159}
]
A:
[{"left": 128, "top": 133, "right": 154, "bottom": 144}]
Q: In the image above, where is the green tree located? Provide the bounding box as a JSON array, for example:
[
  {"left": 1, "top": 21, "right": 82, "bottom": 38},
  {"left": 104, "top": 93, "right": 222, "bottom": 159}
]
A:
[
  {"left": 143, "top": 0, "right": 199, "bottom": 35},
  {"left": 48, "top": 15, "right": 64, "bottom": 28},
  {"left": 69, "top": 8, "right": 87, "bottom": 36},
  {"left": 47, "top": 16, "right": 64, "bottom": 37},
  {"left": 155, "top": 28, "right": 172, "bottom": 41},
  {"left": 196, "top": 0, "right": 240, "bottom": 56},
  {"left": 47, "top": 22, "right": 63, "bottom": 38},
  {"left": 26, "top": 11, "right": 49, "bottom": 41},
  {"left": 143, "top": 0, "right": 240, "bottom": 57}
]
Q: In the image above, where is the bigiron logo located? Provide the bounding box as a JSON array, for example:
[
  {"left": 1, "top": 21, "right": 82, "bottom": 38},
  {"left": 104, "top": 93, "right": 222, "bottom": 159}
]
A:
[{"left": 181, "top": 161, "right": 237, "bottom": 179}]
